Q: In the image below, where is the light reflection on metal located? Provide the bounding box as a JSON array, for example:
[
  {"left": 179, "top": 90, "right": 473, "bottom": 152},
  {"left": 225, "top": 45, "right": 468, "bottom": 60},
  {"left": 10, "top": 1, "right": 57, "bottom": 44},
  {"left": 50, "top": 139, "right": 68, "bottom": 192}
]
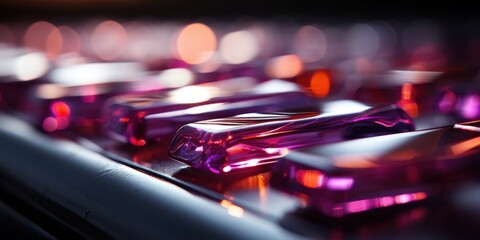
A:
[
  {"left": 220, "top": 200, "right": 244, "bottom": 218},
  {"left": 450, "top": 136, "right": 480, "bottom": 155}
]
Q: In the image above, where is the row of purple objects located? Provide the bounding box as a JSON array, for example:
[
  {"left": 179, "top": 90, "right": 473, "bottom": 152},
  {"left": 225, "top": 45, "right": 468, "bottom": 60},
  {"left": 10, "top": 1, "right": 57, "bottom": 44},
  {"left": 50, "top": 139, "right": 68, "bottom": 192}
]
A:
[{"left": 2, "top": 44, "right": 480, "bottom": 218}]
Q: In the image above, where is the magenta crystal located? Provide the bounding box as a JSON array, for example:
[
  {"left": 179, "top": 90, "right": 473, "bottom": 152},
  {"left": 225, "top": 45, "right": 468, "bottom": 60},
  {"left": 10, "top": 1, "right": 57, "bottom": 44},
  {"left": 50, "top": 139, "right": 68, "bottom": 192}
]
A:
[
  {"left": 102, "top": 78, "right": 318, "bottom": 146},
  {"left": 271, "top": 120, "right": 480, "bottom": 217},
  {"left": 168, "top": 104, "right": 415, "bottom": 174}
]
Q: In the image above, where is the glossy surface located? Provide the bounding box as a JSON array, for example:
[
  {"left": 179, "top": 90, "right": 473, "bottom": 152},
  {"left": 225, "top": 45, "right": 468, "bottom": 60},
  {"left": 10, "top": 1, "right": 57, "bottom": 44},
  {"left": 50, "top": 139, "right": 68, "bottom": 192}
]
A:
[
  {"left": 169, "top": 105, "right": 415, "bottom": 174},
  {"left": 271, "top": 120, "right": 480, "bottom": 217},
  {"left": 102, "top": 79, "right": 318, "bottom": 146}
]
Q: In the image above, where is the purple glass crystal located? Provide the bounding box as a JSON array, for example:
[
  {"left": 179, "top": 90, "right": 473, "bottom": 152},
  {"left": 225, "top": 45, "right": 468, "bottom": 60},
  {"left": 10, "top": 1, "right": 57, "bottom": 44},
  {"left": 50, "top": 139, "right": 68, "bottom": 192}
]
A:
[
  {"left": 168, "top": 104, "right": 415, "bottom": 174},
  {"left": 102, "top": 79, "right": 318, "bottom": 146},
  {"left": 270, "top": 120, "right": 480, "bottom": 217}
]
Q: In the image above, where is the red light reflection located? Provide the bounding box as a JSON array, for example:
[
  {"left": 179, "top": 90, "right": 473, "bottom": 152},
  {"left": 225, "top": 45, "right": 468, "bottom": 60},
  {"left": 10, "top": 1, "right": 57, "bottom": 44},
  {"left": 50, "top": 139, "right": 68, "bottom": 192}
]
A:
[
  {"left": 51, "top": 101, "right": 70, "bottom": 117},
  {"left": 295, "top": 169, "right": 325, "bottom": 189}
]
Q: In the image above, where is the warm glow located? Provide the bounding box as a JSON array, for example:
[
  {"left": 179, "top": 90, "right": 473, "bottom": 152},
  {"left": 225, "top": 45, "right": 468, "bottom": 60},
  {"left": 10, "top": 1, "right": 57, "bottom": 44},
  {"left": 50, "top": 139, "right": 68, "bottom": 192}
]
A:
[
  {"left": 23, "top": 21, "right": 56, "bottom": 52},
  {"left": 156, "top": 68, "right": 195, "bottom": 88},
  {"left": 51, "top": 101, "right": 70, "bottom": 117},
  {"left": 219, "top": 30, "right": 259, "bottom": 64},
  {"left": 36, "top": 84, "right": 68, "bottom": 99},
  {"left": 58, "top": 26, "right": 81, "bottom": 54},
  {"left": 397, "top": 83, "right": 419, "bottom": 118},
  {"left": 451, "top": 136, "right": 480, "bottom": 155},
  {"left": 401, "top": 83, "right": 413, "bottom": 100},
  {"left": 220, "top": 200, "right": 244, "bottom": 218},
  {"left": 333, "top": 154, "right": 378, "bottom": 168},
  {"left": 129, "top": 137, "right": 146, "bottom": 147},
  {"left": 222, "top": 166, "right": 232, "bottom": 173},
  {"left": 293, "top": 25, "right": 327, "bottom": 63},
  {"left": 91, "top": 20, "right": 128, "bottom": 61},
  {"left": 265, "top": 55, "right": 303, "bottom": 79},
  {"left": 310, "top": 70, "right": 330, "bottom": 98},
  {"left": 46, "top": 27, "right": 63, "bottom": 59},
  {"left": 168, "top": 86, "right": 216, "bottom": 104},
  {"left": 176, "top": 23, "right": 217, "bottom": 64},
  {"left": 14, "top": 52, "right": 49, "bottom": 81},
  {"left": 295, "top": 169, "right": 325, "bottom": 189},
  {"left": 397, "top": 100, "right": 419, "bottom": 118}
]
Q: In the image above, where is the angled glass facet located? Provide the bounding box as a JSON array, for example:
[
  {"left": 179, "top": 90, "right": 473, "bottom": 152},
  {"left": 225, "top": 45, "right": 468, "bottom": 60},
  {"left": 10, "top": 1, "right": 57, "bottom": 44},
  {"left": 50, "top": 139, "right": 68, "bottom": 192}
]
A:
[
  {"left": 270, "top": 120, "right": 480, "bottom": 217},
  {"left": 168, "top": 104, "right": 415, "bottom": 174},
  {"left": 102, "top": 78, "right": 318, "bottom": 146}
]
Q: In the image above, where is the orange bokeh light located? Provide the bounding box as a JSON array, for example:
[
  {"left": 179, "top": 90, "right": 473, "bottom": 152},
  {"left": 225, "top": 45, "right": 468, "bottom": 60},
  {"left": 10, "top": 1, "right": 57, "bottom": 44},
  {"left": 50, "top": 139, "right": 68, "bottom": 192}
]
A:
[
  {"left": 310, "top": 70, "right": 331, "bottom": 98},
  {"left": 265, "top": 54, "right": 303, "bottom": 79},
  {"left": 176, "top": 23, "right": 217, "bottom": 65},
  {"left": 397, "top": 83, "right": 419, "bottom": 118}
]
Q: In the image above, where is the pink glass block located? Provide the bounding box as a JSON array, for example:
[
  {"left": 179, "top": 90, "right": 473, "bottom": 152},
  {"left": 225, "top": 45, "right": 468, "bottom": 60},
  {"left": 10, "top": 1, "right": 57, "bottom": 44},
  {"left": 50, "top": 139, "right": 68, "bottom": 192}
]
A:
[
  {"left": 168, "top": 104, "right": 415, "bottom": 174},
  {"left": 271, "top": 120, "right": 480, "bottom": 217},
  {"left": 102, "top": 79, "right": 318, "bottom": 146}
]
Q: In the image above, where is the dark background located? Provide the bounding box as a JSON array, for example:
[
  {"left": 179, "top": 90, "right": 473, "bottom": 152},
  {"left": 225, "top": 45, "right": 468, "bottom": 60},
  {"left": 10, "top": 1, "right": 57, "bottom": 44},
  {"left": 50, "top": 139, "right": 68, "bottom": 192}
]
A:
[{"left": 0, "top": 0, "right": 478, "bottom": 22}]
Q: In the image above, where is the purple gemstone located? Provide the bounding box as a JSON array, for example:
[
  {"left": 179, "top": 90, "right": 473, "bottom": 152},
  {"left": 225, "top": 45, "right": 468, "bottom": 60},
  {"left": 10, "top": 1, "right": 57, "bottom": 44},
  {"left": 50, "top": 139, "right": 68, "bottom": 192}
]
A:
[
  {"left": 168, "top": 104, "right": 415, "bottom": 174},
  {"left": 271, "top": 120, "right": 480, "bottom": 217},
  {"left": 102, "top": 78, "right": 318, "bottom": 146}
]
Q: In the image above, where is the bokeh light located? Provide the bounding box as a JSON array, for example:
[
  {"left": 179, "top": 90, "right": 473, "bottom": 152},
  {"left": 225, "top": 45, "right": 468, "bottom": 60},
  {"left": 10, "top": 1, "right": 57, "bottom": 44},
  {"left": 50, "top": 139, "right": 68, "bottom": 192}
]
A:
[
  {"left": 91, "top": 20, "right": 128, "bottom": 61},
  {"left": 176, "top": 23, "right": 217, "bottom": 65}
]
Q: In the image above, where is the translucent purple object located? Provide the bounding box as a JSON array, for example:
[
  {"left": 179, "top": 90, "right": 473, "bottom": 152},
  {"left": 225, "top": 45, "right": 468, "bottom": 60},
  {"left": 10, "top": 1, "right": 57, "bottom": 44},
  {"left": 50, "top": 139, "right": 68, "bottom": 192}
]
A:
[
  {"left": 271, "top": 120, "right": 480, "bottom": 217},
  {"left": 168, "top": 104, "right": 415, "bottom": 174},
  {"left": 102, "top": 78, "right": 318, "bottom": 146},
  {"left": 17, "top": 62, "right": 150, "bottom": 131}
]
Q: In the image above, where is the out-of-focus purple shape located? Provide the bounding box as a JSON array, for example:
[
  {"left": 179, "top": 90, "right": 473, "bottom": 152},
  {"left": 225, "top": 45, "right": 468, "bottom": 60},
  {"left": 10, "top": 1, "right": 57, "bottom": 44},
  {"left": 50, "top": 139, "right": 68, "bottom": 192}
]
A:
[
  {"left": 102, "top": 78, "right": 318, "bottom": 146},
  {"left": 168, "top": 104, "right": 414, "bottom": 174},
  {"left": 271, "top": 120, "right": 480, "bottom": 217},
  {"left": 18, "top": 62, "right": 152, "bottom": 131},
  {"left": 0, "top": 45, "right": 50, "bottom": 109}
]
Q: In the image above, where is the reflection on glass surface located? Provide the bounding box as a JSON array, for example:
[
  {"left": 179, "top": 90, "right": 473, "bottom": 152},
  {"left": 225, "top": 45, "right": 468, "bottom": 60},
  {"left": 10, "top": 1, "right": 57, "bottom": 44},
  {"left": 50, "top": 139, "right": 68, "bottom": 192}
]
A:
[
  {"left": 271, "top": 120, "right": 480, "bottom": 217},
  {"left": 102, "top": 78, "right": 317, "bottom": 146},
  {"left": 169, "top": 104, "right": 414, "bottom": 174}
]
